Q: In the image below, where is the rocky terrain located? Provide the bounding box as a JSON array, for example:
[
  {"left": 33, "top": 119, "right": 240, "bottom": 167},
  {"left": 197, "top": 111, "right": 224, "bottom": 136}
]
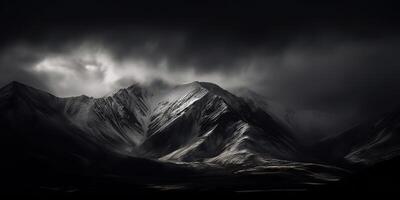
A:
[{"left": 1, "top": 81, "right": 399, "bottom": 193}]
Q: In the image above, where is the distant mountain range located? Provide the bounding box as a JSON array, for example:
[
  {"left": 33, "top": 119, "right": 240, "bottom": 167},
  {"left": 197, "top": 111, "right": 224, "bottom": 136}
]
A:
[{"left": 1, "top": 81, "right": 399, "bottom": 193}]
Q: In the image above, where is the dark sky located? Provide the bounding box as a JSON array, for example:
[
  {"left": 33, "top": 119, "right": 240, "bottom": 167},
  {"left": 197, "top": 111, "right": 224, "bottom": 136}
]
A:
[{"left": 1, "top": 0, "right": 400, "bottom": 140}]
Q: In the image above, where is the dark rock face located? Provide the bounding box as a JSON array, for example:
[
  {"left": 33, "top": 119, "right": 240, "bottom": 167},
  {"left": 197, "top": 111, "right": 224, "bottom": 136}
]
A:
[
  {"left": 2, "top": 81, "right": 400, "bottom": 193},
  {"left": 313, "top": 108, "right": 400, "bottom": 167},
  {"left": 0, "top": 81, "right": 300, "bottom": 162}
]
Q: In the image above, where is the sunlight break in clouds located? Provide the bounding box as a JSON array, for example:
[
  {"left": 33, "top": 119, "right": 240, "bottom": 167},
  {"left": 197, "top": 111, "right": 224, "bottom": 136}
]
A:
[
  {"left": 29, "top": 46, "right": 257, "bottom": 97},
  {"left": 31, "top": 49, "right": 119, "bottom": 97}
]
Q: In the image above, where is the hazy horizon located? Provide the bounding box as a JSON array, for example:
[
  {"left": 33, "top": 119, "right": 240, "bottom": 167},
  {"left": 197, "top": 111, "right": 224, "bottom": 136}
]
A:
[{"left": 1, "top": 1, "right": 399, "bottom": 140}]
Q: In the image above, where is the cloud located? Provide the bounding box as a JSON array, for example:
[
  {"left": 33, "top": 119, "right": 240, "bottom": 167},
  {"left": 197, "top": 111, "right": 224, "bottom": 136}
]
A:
[
  {"left": 0, "top": 36, "right": 260, "bottom": 97},
  {"left": 0, "top": 28, "right": 400, "bottom": 140}
]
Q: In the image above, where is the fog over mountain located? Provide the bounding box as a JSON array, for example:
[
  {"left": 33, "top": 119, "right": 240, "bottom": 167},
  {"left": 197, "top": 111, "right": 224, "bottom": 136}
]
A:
[
  {"left": 2, "top": 79, "right": 400, "bottom": 193},
  {"left": 1, "top": 1, "right": 399, "bottom": 141},
  {"left": 1, "top": 2, "right": 400, "bottom": 193}
]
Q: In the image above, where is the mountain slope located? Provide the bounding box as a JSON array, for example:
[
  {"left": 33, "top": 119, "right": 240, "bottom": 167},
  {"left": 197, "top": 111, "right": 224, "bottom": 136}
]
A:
[
  {"left": 230, "top": 87, "right": 295, "bottom": 136},
  {"left": 0, "top": 81, "right": 300, "bottom": 165},
  {"left": 315, "top": 108, "right": 400, "bottom": 165},
  {"left": 124, "top": 82, "right": 299, "bottom": 162},
  {"left": 0, "top": 81, "right": 350, "bottom": 192},
  {"left": 0, "top": 82, "right": 105, "bottom": 182}
]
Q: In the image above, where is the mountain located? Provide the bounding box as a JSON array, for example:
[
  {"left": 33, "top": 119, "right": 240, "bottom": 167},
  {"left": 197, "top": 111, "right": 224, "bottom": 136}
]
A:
[
  {"left": 231, "top": 86, "right": 400, "bottom": 191},
  {"left": 315, "top": 107, "right": 400, "bottom": 166},
  {"left": 0, "top": 81, "right": 352, "bottom": 193},
  {"left": 230, "top": 88, "right": 316, "bottom": 144},
  {"left": 0, "top": 81, "right": 102, "bottom": 163},
  {"left": 231, "top": 88, "right": 282, "bottom": 118},
  {"left": 231, "top": 88, "right": 355, "bottom": 145},
  {"left": 0, "top": 81, "right": 301, "bottom": 164},
  {"left": 308, "top": 108, "right": 400, "bottom": 192}
]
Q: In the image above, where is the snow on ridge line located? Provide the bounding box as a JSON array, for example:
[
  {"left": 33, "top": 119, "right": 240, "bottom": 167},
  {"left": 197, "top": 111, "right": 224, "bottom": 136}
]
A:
[
  {"left": 159, "top": 125, "right": 219, "bottom": 161},
  {"left": 57, "top": 81, "right": 219, "bottom": 149},
  {"left": 0, "top": 81, "right": 292, "bottom": 153}
]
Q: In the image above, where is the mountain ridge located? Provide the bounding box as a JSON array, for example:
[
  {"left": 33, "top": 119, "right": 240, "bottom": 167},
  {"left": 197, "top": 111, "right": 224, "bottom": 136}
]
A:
[
  {"left": 0, "top": 80, "right": 300, "bottom": 164},
  {"left": 3, "top": 80, "right": 399, "bottom": 192}
]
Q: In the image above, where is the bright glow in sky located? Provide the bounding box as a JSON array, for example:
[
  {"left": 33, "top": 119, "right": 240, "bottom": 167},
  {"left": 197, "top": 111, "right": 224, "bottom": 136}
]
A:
[{"left": 29, "top": 47, "right": 258, "bottom": 97}]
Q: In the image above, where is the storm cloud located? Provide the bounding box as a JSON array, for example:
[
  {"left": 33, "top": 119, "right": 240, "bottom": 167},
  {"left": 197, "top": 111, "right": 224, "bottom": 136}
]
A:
[{"left": 1, "top": 1, "right": 400, "bottom": 141}]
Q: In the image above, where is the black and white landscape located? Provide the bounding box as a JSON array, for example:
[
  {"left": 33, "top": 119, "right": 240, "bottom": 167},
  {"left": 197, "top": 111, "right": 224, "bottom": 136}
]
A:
[
  {"left": 1, "top": 80, "right": 400, "bottom": 193},
  {"left": 1, "top": 0, "right": 400, "bottom": 194}
]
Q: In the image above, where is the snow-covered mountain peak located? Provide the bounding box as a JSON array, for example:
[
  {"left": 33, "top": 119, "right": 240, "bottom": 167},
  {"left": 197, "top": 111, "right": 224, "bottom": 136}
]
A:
[
  {"left": 105, "top": 81, "right": 239, "bottom": 110},
  {"left": 0, "top": 80, "right": 299, "bottom": 164}
]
